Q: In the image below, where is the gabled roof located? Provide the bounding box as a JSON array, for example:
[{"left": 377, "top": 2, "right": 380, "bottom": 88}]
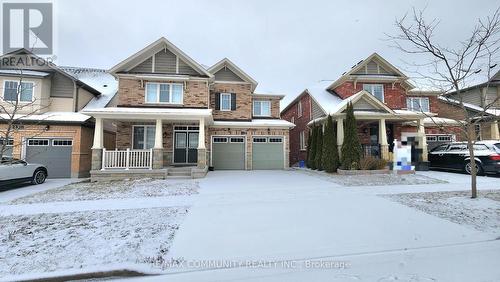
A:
[
  {"left": 280, "top": 80, "right": 342, "bottom": 115},
  {"left": 207, "top": 58, "right": 258, "bottom": 91},
  {"left": 0, "top": 49, "right": 101, "bottom": 96},
  {"left": 109, "top": 37, "right": 213, "bottom": 78},
  {"left": 328, "top": 90, "right": 395, "bottom": 115},
  {"left": 438, "top": 96, "right": 499, "bottom": 116},
  {"left": 326, "top": 53, "right": 413, "bottom": 90}
]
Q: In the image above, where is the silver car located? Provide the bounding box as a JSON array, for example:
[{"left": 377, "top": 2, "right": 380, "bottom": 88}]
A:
[{"left": 0, "top": 157, "right": 48, "bottom": 186}]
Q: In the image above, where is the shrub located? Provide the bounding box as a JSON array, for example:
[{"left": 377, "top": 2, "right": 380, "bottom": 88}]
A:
[
  {"left": 308, "top": 125, "right": 317, "bottom": 169},
  {"left": 321, "top": 115, "right": 339, "bottom": 172},
  {"left": 341, "top": 102, "right": 362, "bottom": 170},
  {"left": 306, "top": 130, "right": 312, "bottom": 168},
  {"left": 359, "top": 156, "right": 388, "bottom": 170},
  {"left": 315, "top": 126, "right": 324, "bottom": 170}
]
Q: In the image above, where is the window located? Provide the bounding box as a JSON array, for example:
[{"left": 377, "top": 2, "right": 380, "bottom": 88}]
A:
[
  {"left": 448, "top": 144, "right": 466, "bottom": 151},
  {"left": 475, "top": 124, "right": 481, "bottom": 141},
  {"left": 3, "top": 81, "right": 34, "bottom": 102},
  {"left": 28, "top": 139, "right": 49, "bottom": 146},
  {"left": 145, "top": 82, "right": 183, "bottom": 104},
  {"left": 363, "top": 84, "right": 384, "bottom": 102},
  {"left": 253, "top": 137, "right": 267, "bottom": 143},
  {"left": 431, "top": 144, "right": 449, "bottom": 152},
  {"left": 213, "top": 137, "right": 228, "bottom": 143},
  {"left": 133, "top": 126, "right": 155, "bottom": 149},
  {"left": 426, "top": 136, "right": 437, "bottom": 142},
  {"left": 291, "top": 116, "right": 295, "bottom": 124},
  {"left": 269, "top": 137, "right": 283, "bottom": 143},
  {"left": 0, "top": 138, "right": 14, "bottom": 146},
  {"left": 253, "top": 100, "right": 271, "bottom": 116},
  {"left": 52, "top": 139, "right": 73, "bottom": 146},
  {"left": 297, "top": 101, "right": 303, "bottom": 117},
  {"left": 472, "top": 144, "right": 489, "bottom": 151},
  {"left": 230, "top": 137, "right": 244, "bottom": 143},
  {"left": 299, "top": 131, "right": 306, "bottom": 150},
  {"left": 438, "top": 135, "right": 453, "bottom": 142},
  {"left": 407, "top": 97, "right": 430, "bottom": 112},
  {"left": 220, "top": 93, "right": 232, "bottom": 111}
]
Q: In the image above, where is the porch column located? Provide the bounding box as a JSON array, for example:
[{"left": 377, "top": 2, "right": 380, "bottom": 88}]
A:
[
  {"left": 491, "top": 120, "right": 500, "bottom": 140},
  {"left": 197, "top": 118, "right": 207, "bottom": 169},
  {"left": 91, "top": 117, "right": 104, "bottom": 171},
  {"left": 152, "top": 119, "right": 163, "bottom": 169},
  {"left": 336, "top": 117, "right": 344, "bottom": 156},
  {"left": 417, "top": 119, "right": 428, "bottom": 162},
  {"left": 379, "top": 118, "right": 389, "bottom": 160}
]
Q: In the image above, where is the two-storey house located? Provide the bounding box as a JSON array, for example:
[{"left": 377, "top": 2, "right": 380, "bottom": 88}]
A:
[
  {"left": 84, "top": 37, "right": 293, "bottom": 181},
  {"left": 0, "top": 49, "right": 117, "bottom": 178},
  {"left": 281, "top": 53, "right": 462, "bottom": 168}
]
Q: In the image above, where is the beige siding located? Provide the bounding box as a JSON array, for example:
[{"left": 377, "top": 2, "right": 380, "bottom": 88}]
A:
[
  {"left": 485, "top": 86, "right": 499, "bottom": 108},
  {"left": 214, "top": 68, "right": 244, "bottom": 82},
  {"left": 457, "top": 88, "right": 482, "bottom": 106},
  {"left": 353, "top": 97, "right": 376, "bottom": 110},
  {"left": 76, "top": 88, "right": 95, "bottom": 111},
  {"left": 51, "top": 72, "right": 74, "bottom": 98},
  {"left": 0, "top": 76, "right": 50, "bottom": 114},
  {"left": 49, "top": 97, "right": 73, "bottom": 112}
]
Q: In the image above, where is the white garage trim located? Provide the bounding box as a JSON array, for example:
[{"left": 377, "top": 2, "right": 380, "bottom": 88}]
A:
[{"left": 210, "top": 135, "right": 247, "bottom": 170}]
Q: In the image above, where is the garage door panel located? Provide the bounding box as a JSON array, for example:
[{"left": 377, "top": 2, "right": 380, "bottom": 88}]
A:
[
  {"left": 26, "top": 138, "right": 72, "bottom": 178},
  {"left": 252, "top": 137, "right": 284, "bottom": 170},
  {"left": 212, "top": 137, "right": 245, "bottom": 170}
]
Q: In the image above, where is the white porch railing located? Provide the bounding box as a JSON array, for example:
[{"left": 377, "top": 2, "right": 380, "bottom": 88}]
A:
[{"left": 102, "top": 148, "right": 153, "bottom": 170}]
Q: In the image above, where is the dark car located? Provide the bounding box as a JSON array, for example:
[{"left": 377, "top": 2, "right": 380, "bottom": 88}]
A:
[{"left": 428, "top": 141, "right": 500, "bottom": 175}]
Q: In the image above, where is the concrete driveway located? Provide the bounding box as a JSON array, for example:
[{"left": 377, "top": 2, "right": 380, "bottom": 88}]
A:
[
  {"left": 0, "top": 178, "right": 81, "bottom": 203},
  {"left": 147, "top": 170, "right": 500, "bottom": 281}
]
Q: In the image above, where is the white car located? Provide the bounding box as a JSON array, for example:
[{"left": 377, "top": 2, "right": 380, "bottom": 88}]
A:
[{"left": 0, "top": 157, "right": 48, "bottom": 186}]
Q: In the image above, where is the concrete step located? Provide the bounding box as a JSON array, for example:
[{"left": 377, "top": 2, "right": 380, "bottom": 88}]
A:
[
  {"left": 168, "top": 171, "right": 191, "bottom": 176},
  {"left": 167, "top": 175, "right": 193, "bottom": 179}
]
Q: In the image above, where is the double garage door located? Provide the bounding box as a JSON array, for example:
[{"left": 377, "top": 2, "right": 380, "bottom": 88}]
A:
[
  {"left": 211, "top": 136, "right": 284, "bottom": 170},
  {"left": 25, "top": 138, "right": 73, "bottom": 178}
]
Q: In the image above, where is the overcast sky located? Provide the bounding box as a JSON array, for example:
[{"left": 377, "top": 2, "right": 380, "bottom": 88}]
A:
[{"left": 55, "top": 0, "right": 497, "bottom": 107}]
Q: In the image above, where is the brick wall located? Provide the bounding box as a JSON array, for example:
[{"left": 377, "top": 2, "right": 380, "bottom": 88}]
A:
[
  {"left": 118, "top": 78, "right": 209, "bottom": 108},
  {"left": 334, "top": 81, "right": 408, "bottom": 109},
  {"left": 210, "top": 83, "right": 252, "bottom": 120},
  {"left": 280, "top": 93, "right": 312, "bottom": 166}
]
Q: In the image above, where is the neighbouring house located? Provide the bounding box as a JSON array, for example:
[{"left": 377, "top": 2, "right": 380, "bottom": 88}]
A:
[
  {"left": 437, "top": 70, "right": 500, "bottom": 141},
  {"left": 0, "top": 49, "right": 117, "bottom": 178},
  {"left": 83, "top": 37, "right": 294, "bottom": 181},
  {"left": 281, "top": 53, "right": 463, "bottom": 169}
]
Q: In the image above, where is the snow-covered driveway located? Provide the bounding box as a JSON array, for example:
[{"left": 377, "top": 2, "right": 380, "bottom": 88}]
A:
[{"left": 155, "top": 170, "right": 500, "bottom": 281}]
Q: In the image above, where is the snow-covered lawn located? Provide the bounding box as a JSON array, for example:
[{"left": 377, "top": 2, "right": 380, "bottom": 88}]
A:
[
  {"left": 0, "top": 207, "right": 187, "bottom": 276},
  {"left": 11, "top": 178, "right": 199, "bottom": 204},
  {"left": 383, "top": 190, "right": 500, "bottom": 234},
  {"left": 295, "top": 168, "right": 446, "bottom": 186}
]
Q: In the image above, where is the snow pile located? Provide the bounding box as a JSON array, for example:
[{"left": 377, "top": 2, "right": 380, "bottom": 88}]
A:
[
  {"left": 11, "top": 178, "right": 199, "bottom": 204},
  {"left": 383, "top": 190, "right": 500, "bottom": 234},
  {"left": 295, "top": 168, "right": 446, "bottom": 186},
  {"left": 0, "top": 207, "right": 188, "bottom": 277}
]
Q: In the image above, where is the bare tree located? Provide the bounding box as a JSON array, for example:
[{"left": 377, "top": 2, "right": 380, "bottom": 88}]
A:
[
  {"left": 389, "top": 7, "right": 500, "bottom": 198},
  {"left": 0, "top": 54, "right": 52, "bottom": 161}
]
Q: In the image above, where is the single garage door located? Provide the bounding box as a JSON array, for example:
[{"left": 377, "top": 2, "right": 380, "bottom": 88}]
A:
[
  {"left": 211, "top": 136, "right": 245, "bottom": 170},
  {"left": 25, "top": 138, "right": 72, "bottom": 178},
  {"left": 252, "top": 136, "right": 284, "bottom": 170}
]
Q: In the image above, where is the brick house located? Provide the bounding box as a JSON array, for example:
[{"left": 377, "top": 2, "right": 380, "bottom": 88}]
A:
[
  {"left": 281, "top": 53, "right": 463, "bottom": 168},
  {"left": 84, "top": 37, "right": 293, "bottom": 181},
  {"left": 0, "top": 49, "right": 117, "bottom": 178}
]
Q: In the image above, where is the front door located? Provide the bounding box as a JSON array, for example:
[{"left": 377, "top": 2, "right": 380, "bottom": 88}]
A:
[{"left": 174, "top": 131, "right": 198, "bottom": 164}]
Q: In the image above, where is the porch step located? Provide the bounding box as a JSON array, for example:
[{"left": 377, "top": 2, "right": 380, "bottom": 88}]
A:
[{"left": 167, "top": 167, "right": 193, "bottom": 178}]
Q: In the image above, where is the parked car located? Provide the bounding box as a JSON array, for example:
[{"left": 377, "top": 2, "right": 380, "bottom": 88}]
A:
[
  {"left": 428, "top": 141, "right": 500, "bottom": 175},
  {"left": 0, "top": 157, "right": 48, "bottom": 186}
]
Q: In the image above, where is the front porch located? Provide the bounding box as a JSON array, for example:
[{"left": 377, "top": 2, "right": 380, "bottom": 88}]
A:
[{"left": 84, "top": 107, "right": 213, "bottom": 181}]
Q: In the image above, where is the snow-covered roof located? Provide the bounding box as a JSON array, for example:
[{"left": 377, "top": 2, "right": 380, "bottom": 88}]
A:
[
  {"left": 0, "top": 112, "right": 91, "bottom": 123},
  {"left": 212, "top": 119, "right": 295, "bottom": 128},
  {"left": 403, "top": 117, "right": 463, "bottom": 127},
  {"left": 253, "top": 93, "right": 285, "bottom": 99},
  {"left": 83, "top": 107, "right": 213, "bottom": 121},
  {"left": 60, "top": 67, "right": 118, "bottom": 110},
  {"left": 0, "top": 69, "right": 51, "bottom": 77},
  {"left": 438, "top": 96, "right": 499, "bottom": 116},
  {"left": 305, "top": 80, "right": 344, "bottom": 114}
]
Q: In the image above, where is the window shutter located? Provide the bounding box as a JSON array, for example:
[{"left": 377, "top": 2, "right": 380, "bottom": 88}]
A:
[
  {"left": 215, "top": 93, "right": 220, "bottom": 110},
  {"left": 231, "top": 93, "right": 236, "bottom": 110}
]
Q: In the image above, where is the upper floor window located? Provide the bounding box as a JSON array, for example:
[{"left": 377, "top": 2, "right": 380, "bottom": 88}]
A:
[
  {"left": 3, "top": 81, "right": 34, "bottom": 102},
  {"left": 297, "top": 101, "right": 303, "bottom": 117},
  {"left": 253, "top": 100, "right": 271, "bottom": 116},
  {"left": 145, "top": 82, "right": 183, "bottom": 104},
  {"left": 291, "top": 116, "right": 295, "bottom": 124},
  {"left": 299, "top": 131, "right": 306, "bottom": 150},
  {"left": 363, "top": 84, "right": 384, "bottom": 102},
  {"left": 407, "top": 97, "right": 430, "bottom": 112},
  {"left": 220, "top": 93, "right": 232, "bottom": 111}
]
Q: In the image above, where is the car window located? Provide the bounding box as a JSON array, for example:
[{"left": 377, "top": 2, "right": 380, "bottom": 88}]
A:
[
  {"left": 448, "top": 145, "right": 466, "bottom": 151},
  {"left": 431, "top": 144, "right": 448, "bottom": 152},
  {"left": 472, "top": 144, "right": 489, "bottom": 151},
  {"left": 494, "top": 143, "right": 500, "bottom": 151}
]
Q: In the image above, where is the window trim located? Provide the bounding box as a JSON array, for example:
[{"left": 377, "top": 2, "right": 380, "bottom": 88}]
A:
[
  {"left": 27, "top": 139, "right": 49, "bottom": 146},
  {"left": 297, "top": 101, "right": 303, "bottom": 117},
  {"left": 362, "top": 83, "right": 385, "bottom": 102},
  {"left": 52, "top": 139, "right": 73, "bottom": 146},
  {"left": 291, "top": 116, "right": 295, "bottom": 124},
  {"left": 2, "top": 80, "right": 35, "bottom": 103},
  {"left": 220, "top": 92, "right": 232, "bottom": 111},
  {"left": 299, "top": 131, "right": 306, "bottom": 151},
  {"left": 253, "top": 100, "right": 271, "bottom": 117},
  {"left": 132, "top": 125, "right": 156, "bottom": 150},
  {"left": 144, "top": 82, "right": 183, "bottom": 104},
  {"left": 252, "top": 137, "right": 267, "bottom": 143}
]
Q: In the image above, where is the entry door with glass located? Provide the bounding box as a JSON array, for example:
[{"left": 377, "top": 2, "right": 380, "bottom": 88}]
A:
[{"left": 174, "top": 126, "right": 199, "bottom": 164}]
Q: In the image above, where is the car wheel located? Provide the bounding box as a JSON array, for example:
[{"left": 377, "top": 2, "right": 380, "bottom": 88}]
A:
[
  {"left": 464, "top": 161, "right": 483, "bottom": 175},
  {"left": 31, "top": 169, "right": 47, "bottom": 185}
]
